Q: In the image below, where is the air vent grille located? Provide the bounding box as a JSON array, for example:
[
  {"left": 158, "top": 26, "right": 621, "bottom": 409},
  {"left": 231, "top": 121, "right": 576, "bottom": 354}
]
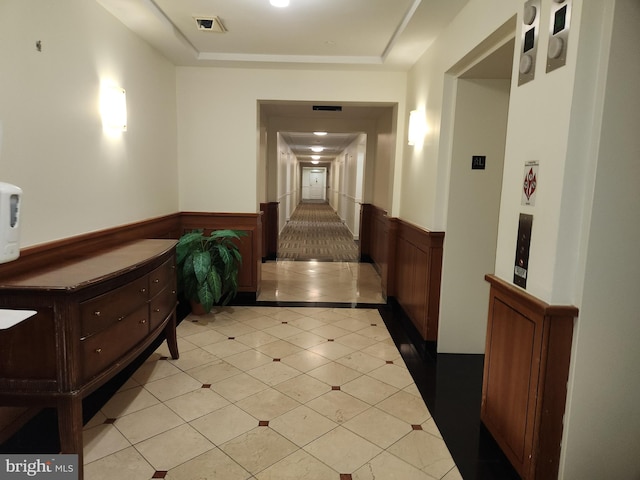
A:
[
  {"left": 312, "top": 105, "right": 342, "bottom": 112},
  {"left": 194, "top": 16, "right": 226, "bottom": 33}
]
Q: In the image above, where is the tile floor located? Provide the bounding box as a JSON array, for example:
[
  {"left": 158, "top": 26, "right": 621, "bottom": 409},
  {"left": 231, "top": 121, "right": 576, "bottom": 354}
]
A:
[
  {"left": 258, "top": 261, "right": 385, "bottom": 304},
  {"left": 81, "top": 261, "right": 462, "bottom": 479}
]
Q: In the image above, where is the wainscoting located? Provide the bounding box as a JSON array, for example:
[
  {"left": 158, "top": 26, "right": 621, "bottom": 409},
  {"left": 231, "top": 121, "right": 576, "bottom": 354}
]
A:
[
  {"left": 360, "top": 204, "right": 444, "bottom": 344},
  {"left": 0, "top": 212, "right": 262, "bottom": 296}
]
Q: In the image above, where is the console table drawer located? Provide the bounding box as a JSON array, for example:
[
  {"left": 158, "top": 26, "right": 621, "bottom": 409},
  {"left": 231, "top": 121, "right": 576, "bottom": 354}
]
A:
[
  {"left": 80, "top": 305, "right": 150, "bottom": 381},
  {"left": 79, "top": 276, "right": 149, "bottom": 338},
  {"left": 150, "top": 285, "right": 176, "bottom": 331},
  {"left": 149, "top": 257, "right": 175, "bottom": 297}
]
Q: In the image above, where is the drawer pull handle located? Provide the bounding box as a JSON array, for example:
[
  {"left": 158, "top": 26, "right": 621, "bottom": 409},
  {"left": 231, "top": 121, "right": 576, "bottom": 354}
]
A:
[
  {"left": 95, "top": 348, "right": 102, "bottom": 354},
  {"left": 171, "top": 290, "right": 176, "bottom": 295},
  {"left": 154, "top": 308, "right": 161, "bottom": 313},
  {"left": 118, "top": 316, "right": 125, "bottom": 322},
  {"left": 153, "top": 279, "right": 160, "bottom": 284},
  {"left": 140, "top": 319, "right": 147, "bottom": 324},
  {"left": 94, "top": 311, "right": 101, "bottom": 317}
]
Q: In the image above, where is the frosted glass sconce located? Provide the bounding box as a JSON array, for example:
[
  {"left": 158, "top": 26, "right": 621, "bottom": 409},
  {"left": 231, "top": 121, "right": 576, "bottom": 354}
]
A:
[
  {"left": 101, "top": 86, "right": 127, "bottom": 132},
  {"left": 408, "top": 110, "right": 426, "bottom": 146}
]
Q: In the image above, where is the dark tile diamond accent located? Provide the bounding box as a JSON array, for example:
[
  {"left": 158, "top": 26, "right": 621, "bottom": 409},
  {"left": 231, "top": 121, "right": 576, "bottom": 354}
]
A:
[
  {"left": 331, "top": 386, "right": 341, "bottom": 391},
  {"left": 282, "top": 321, "right": 288, "bottom": 324},
  {"left": 103, "top": 418, "right": 116, "bottom": 424},
  {"left": 386, "top": 360, "right": 394, "bottom": 364},
  {"left": 152, "top": 471, "right": 168, "bottom": 478},
  {"left": 371, "top": 324, "right": 377, "bottom": 326},
  {"left": 412, "top": 424, "right": 423, "bottom": 430},
  {"left": 327, "top": 339, "right": 334, "bottom": 342},
  {"left": 202, "top": 384, "right": 212, "bottom": 388},
  {"left": 228, "top": 337, "right": 235, "bottom": 340},
  {"left": 273, "top": 358, "right": 281, "bottom": 362},
  {"left": 340, "top": 475, "right": 353, "bottom": 480},
  {"left": 259, "top": 420, "right": 269, "bottom": 427}
]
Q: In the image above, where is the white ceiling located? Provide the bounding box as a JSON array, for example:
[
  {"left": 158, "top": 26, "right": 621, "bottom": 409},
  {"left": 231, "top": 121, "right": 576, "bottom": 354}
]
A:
[{"left": 96, "top": 0, "right": 470, "bottom": 70}]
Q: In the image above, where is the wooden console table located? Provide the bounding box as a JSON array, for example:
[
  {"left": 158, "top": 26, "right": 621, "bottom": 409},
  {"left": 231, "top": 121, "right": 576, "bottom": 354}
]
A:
[{"left": 0, "top": 239, "right": 179, "bottom": 478}]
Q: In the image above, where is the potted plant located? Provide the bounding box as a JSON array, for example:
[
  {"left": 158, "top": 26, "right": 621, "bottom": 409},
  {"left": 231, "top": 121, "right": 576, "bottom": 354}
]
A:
[{"left": 176, "top": 229, "right": 247, "bottom": 314}]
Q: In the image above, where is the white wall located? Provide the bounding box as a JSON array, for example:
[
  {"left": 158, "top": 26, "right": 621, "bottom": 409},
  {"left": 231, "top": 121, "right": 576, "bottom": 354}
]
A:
[
  {"left": 560, "top": 1, "right": 640, "bottom": 478},
  {"left": 176, "top": 68, "right": 406, "bottom": 214},
  {"left": 438, "top": 79, "right": 509, "bottom": 354},
  {"left": 0, "top": 0, "right": 178, "bottom": 247}
]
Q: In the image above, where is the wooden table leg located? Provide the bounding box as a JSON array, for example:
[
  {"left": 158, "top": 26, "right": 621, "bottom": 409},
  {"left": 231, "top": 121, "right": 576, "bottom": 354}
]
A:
[
  {"left": 165, "top": 311, "right": 179, "bottom": 359},
  {"left": 57, "top": 395, "right": 84, "bottom": 480}
]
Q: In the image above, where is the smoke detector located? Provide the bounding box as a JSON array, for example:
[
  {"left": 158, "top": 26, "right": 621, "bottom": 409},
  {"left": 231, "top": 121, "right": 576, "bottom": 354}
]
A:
[{"left": 194, "top": 16, "right": 226, "bottom": 33}]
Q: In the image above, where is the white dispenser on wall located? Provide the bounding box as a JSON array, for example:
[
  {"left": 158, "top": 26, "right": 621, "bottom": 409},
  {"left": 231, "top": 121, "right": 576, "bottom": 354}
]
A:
[{"left": 0, "top": 182, "right": 22, "bottom": 264}]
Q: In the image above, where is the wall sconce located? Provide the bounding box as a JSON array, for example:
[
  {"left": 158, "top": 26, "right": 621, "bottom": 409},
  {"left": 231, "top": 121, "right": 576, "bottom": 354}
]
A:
[
  {"left": 100, "top": 86, "right": 127, "bottom": 132},
  {"left": 408, "top": 109, "right": 427, "bottom": 146}
]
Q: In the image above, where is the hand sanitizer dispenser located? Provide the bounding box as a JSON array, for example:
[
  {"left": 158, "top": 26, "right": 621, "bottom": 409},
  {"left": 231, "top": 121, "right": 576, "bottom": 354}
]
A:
[{"left": 0, "top": 182, "right": 22, "bottom": 264}]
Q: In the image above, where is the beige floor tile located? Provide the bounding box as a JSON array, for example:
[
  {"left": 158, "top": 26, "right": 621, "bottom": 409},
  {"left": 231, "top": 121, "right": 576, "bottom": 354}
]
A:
[
  {"left": 256, "top": 449, "right": 339, "bottom": 480},
  {"left": 220, "top": 427, "right": 298, "bottom": 475},
  {"left": 331, "top": 317, "right": 373, "bottom": 332},
  {"left": 262, "top": 323, "right": 305, "bottom": 340},
  {"left": 166, "top": 348, "right": 218, "bottom": 371},
  {"left": 131, "top": 359, "right": 182, "bottom": 384},
  {"left": 83, "top": 424, "right": 131, "bottom": 464},
  {"left": 306, "top": 362, "right": 362, "bottom": 386},
  {"left": 186, "top": 359, "right": 242, "bottom": 384},
  {"left": 280, "top": 349, "right": 331, "bottom": 372},
  {"left": 100, "top": 386, "right": 160, "bottom": 419},
  {"left": 269, "top": 405, "right": 338, "bottom": 447},
  {"left": 341, "top": 375, "right": 399, "bottom": 405},
  {"left": 357, "top": 325, "right": 392, "bottom": 341},
  {"left": 286, "top": 316, "right": 329, "bottom": 331},
  {"left": 116, "top": 377, "right": 140, "bottom": 393},
  {"left": 163, "top": 387, "right": 230, "bottom": 422},
  {"left": 238, "top": 315, "right": 282, "bottom": 330},
  {"left": 387, "top": 430, "right": 456, "bottom": 479},
  {"left": 224, "top": 349, "right": 273, "bottom": 370},
  {"left": 306, "top": 390, "right": 369, "bottom": 424},
  {"left": 334, "top": 332, "right": 379, "bottom": 350},
  {"left": 422, "top": 417, "right": 443, "bottom": 439},
  {"left": 255, "top": 339, "right": 303, "bottom": 359},
  {"left": 367, "top": 363, "right": 415, "bottom": 389},
  {"left": 134, "top": 424, "right": 214, "bottom": 471},
  {"left": 303, "top": 426, "right": 382, "bottom": 473},
  {"left": 84, "top": 446, "right": 155, "bottom": 480},
  {"left": 246, "top": 361, "right": 302, "bottom": 386},
  {"left": 343, "top": 407, "right": 412, "bottom": 449},
  {"left": 264, "top": 309, "right": 306, "bottom": 322},
  {"left": 336, "top": 351, "right": 387, "bottom": 374},
  {"left": 235, "top": 388, "right": 300, "bottom": 420},
  {"left": 143, "top": 371, "right": 202, "bottom": 402},
  {"left": 283, "top": 331, "right": 327, "bottom": 349},
  {"left": 84, "top": 410, "right": 107, "bottom": 430},
  {"left": 180, "top": 329, "right": 228, "bottom": 348},
  {"left": 352, "top": 451, "right": 436, "bottom": 480},
  {"left": 114, "top": 403, "right": 184, "bottom": 444},
  {"left": 376, "top": 390, "right": 432, "bottom": 425},
  {"left": 442, "top": 466, "right": 464, "bottom": 480},
  {"left": 309, "top": 324, "right": 351, "bottom": 339},
  {"left": 190, "top": 404, "right": 258, "bottom": 445},
  {"left": 201, "top": 338, "right": 252, "bottom": 357},
  {"left": 212, "top": 372, "right": 270, "bottom": 402},
  {"left": 166, "top": 448, "right": 251, "bottom": 480},
  {"left": 210, "top": 321, "right": 258, "bottom": 338},
  {"left": 274, "top": 374, "right": 332, "bottom": 404},
  {"left": 308, "top": 341, "right": 354, "bottom": 360},
  {"left": 235, "top": 330, "right": 281, "bottom": 348},
  {"left": 361, "top": 342, "right": 402, "bottom": 362}
]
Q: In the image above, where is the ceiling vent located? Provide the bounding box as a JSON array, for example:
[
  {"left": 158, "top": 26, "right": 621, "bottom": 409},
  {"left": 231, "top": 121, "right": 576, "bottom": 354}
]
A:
[
  {"left": 194, "top": 16, "right": 226, "bottom": 33},
  {"left": 312, "top": 105, "right": 342, "bottom": 112}
]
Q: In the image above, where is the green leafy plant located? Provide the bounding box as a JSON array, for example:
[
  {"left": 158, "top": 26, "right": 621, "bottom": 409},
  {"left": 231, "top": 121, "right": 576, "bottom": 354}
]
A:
[{"left": 176, "top": 229, "right": 247, "bottom": 313}]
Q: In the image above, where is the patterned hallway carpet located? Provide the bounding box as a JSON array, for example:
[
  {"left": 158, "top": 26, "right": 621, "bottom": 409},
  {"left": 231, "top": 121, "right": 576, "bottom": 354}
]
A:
[{"left": 278, "top": 201, "right": 359, "bottom": 262}]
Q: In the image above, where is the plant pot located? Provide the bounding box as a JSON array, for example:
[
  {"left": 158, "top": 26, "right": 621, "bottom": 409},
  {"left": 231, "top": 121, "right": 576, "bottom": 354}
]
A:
[{"left": 189, "top": 300, "right": 208, "bottom": 315}]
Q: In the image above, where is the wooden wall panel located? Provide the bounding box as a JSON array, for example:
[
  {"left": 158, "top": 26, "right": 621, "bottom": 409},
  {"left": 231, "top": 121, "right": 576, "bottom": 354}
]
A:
[
  {"left": 179, "top": 212, "right": 262, "bottom": 294},
  {"left": 482, "top": 275, "right": 577, "bottom": 480},
  {"left": 259, "top": 202, "right": 279, "bottom": 261}
]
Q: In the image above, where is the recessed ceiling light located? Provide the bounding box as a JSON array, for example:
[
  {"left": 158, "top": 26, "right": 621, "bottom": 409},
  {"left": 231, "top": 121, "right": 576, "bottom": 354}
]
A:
[
  {"left": 311, "top": 146, "right": 323, "bottom": 152},
  {"left": 314, "top": 131, "right": 327, "bottom": 136},
  {"left": 311, "top": 161, "right": 319, "bottom": 165},
  {"left": 311, "top": 155, "right": 321, "bottom": 160},
  {"left": 270, "top": 0, "right": 289, "bottom": 7}
]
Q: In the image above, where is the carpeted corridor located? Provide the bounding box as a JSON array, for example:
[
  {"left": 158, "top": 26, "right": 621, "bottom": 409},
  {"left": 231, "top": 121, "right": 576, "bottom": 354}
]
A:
[{"left": 278, "top": 202, "right": 359, "bottom": 262}]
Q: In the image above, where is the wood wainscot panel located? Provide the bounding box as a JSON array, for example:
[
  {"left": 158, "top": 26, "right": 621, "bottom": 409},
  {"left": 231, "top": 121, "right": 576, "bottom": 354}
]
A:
[
  {"left": 0, "top": 214, "right": 181, "bottom": 281},
  {"left": 482, "top": 274, "right": 577, "bottom": 480},
  {"left": 260, "top": 202, "right": 279, "bottom": 261},
  {"left": 179, "top": 212, "right": 262, "bottom": 297},
  {"left": 394, "top": 220, "right": 444, "bottom": 342}
]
